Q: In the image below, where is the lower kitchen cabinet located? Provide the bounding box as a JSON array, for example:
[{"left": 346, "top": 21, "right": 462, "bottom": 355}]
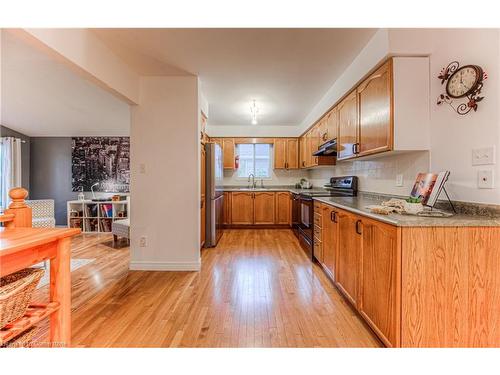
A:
[
  {"left": 228, "top": 191, "right": 291, "bottom": 226},
  {"left": 254, "top": 192, "right": 275, "bottom": 225},
  {"left": 275, "top": 192, "right": 291, "bottom": 225},
  {"left": 321, "top": 203, "right": 338, "bottom": 280},
  {"left": 335, "top": 209, "right": 362, "bottom": 307},
  {"left": 223, "top": 192, "right": 231, "bottom": 225},
  {"left": 231, "top": 192, "right": 254, "bottom": 225},
  {"left": 359, "top": 217, "right": 400, "bottom": 347}
]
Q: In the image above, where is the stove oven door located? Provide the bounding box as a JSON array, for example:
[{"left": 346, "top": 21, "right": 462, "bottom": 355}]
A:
[{"left": 298, "top": 196, "right": 313, "bottom": 258}]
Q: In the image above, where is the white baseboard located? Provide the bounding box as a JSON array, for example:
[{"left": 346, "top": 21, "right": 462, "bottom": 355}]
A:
[{"left": 129, "top": 260, "right": 201, "bottom": 271}]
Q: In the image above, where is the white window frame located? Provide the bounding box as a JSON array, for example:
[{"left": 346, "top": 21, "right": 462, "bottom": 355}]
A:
[{"left": 235, "top": 143, "right": 273, "bottom": 180}]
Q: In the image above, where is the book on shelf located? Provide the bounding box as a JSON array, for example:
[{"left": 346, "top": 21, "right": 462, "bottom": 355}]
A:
[
  {"left": 100, "top": 204, "right": 113, "bottom": 218},
  {"left": 99, "top": 218, "right": 112, "bottom": 232},
  {"left": 409, "top": 171, "right": 450, "bottom": 206}
]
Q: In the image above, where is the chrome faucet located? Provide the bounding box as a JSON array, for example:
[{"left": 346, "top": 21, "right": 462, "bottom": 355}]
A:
[{"left": 248, "top": 173, "right": 256, "bottom": 189}]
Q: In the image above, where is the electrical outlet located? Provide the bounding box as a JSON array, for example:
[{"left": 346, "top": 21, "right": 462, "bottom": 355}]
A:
[
  {"left": 478, "top": 170, "right": 494, "bottom": 189},
  {"left": 472, "top": 146, "right": 496, "bottom": 166},
  {"left": 396, "top": 174, "right": 404, "bottom": 187},
  {"left": 139, "top": 236, "right": 147, "bottom": 247},
  {"left": 139, "top": 163, "right": 146, "bottom": 174}
]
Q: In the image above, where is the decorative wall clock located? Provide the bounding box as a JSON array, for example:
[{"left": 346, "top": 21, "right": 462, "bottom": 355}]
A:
[{"left": 437, "top": 61, "right": 487, "bottom": 115}]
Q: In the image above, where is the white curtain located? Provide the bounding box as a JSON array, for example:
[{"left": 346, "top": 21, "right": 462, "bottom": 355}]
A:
[{"left": 0, "top": 137, "right": 22, "bottom": 210}]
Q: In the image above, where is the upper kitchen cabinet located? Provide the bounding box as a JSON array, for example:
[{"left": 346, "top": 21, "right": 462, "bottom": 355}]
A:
[
  {"left": 314, "top": 57, "right": 430, "bottom": 162},
  {"left": 325, "top": 108, "right": 338, "bottom": 142},
  {"left": 357, "top": 60, "right": 392, "bottom": 156},
  {"left": 337, "top": 90, "right": 358, "bottom": 160},
  {"left": 222, "top": 138, "right": 236, "bottom": 169},
  {"left": 274, "top": 138, "right": 299, "bottom": 170}
]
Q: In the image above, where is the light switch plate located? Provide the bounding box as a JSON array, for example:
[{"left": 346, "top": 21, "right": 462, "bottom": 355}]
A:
[
  {"left": 478, "top": 170, "right": 494, "bottom": 189},
  {"left": 396, "top": 174, "right": 404, "bottom": 187},
  {"left": 472, "top": 146, "right": 496, "bottom": 166}
]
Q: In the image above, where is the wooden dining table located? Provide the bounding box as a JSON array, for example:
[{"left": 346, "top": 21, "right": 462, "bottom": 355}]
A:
[{"left": 0, "top": 227, "right": 80, "bottom": 347}]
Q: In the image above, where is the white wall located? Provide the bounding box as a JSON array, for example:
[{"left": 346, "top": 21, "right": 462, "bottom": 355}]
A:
[
  {"left": 16, "top": 29, "right": 140, "bottom": 104},
  {"left": 130, "top": 76, "right": 200, "bottom": 271},
  {"left": 308, "top": 152, "right": 430, "bottom": 195},
  {"left": 298, "top": 29, "right": 390, "bottom": 135},
  {"left": 388, "top": 29, "right": 500, "bottom": 204}
]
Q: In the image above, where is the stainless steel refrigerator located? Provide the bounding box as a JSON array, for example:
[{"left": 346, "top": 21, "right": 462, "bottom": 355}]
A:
[{"left": 205, "top": 142, "right": 224, "bottom": 247}]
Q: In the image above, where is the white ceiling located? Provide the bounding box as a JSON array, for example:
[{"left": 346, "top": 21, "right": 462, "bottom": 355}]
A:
[
  {"left": 93, "top": 28, "right": 376, "bottom": 126},
  {"left": 1, "top": 31, "right": 130, "bottom": 137}
]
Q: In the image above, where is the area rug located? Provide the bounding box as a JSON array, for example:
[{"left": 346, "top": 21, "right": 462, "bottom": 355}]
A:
[{"left": 36, "top": 258, "right": 95, "bottom": 288}]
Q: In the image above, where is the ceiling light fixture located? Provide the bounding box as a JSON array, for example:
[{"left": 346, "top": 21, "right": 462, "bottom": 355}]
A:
[{"left": 250, "top": 100, "right": 259, "bottom": 125}]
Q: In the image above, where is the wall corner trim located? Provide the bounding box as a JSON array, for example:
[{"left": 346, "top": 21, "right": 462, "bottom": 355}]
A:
[{"left": 129, "top": 260, "right": 201, "bottom": 271}]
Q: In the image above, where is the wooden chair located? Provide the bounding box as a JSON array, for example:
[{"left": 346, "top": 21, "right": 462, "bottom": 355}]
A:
[{"left": 0, "top": 188, "right": 32, "bottom": 228}]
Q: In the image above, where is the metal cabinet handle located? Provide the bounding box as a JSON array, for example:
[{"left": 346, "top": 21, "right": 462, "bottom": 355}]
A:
[
  {"left": 331, "top": 211, "right": 337, "bottom": 223},
  {"left": 355, "top": 219, "right": 362, "bottom": 235}
]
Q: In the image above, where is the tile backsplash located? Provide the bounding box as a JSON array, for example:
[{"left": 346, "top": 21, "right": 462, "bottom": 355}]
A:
[{"left": 307, "top": 151, "right": 430, "bottom": 196}]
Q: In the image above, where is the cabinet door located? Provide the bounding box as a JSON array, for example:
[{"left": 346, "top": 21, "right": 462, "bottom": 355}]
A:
[
  {"left": 317, "top": 118, "right": 328, "bottom": 144},
  {"left": 223, "top": 192, "right": 231, "bottom": 225},
  {"left": 275, "top": 192, "right": 290, "bottom": 225},
  {"left": 274, "top": 138, "right": 287, "bottom": 169},
  {"left": 335, "top": 210, "right": 361, "bottom": 307},
  {"left": 358, "top": 60, "right": 393, "bottom": 156},
  {"left": 300, "top": 136, "right": 307, "bottom": 168},
  {"left": 359, "top": 218, "right": 400, "bottom": 347},
  {"left": 326, "top": 108, "right": 339, "bottom": 141},
  {"left": 321, "top": 204, "right": 338, "bottom": 280},
  {"left": 305, "top": 131, "right": 311, "bottom": 167},
  {"left": 231, "top": 192, "right": 254, "bottom": 225},
  {"left": 200, "top": 145, "right": 206, "bottom": 247},
  {"left": 338, "top": 90, "right": 358, "bottom": 160},
  {"left": 254, "top": 192, "right": 275, "bottom": 225},
  {"left": 310, "top": 126, "right": 320, "bottom": 166},
  {"left": 286, "top": 138, "right": 299, "bottom": 169},
  {"left": 222, "top": 138, "right": 235, "bottom": 169}
]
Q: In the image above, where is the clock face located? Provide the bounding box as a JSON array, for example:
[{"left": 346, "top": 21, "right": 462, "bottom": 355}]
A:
[{"left": 446, "top": 65, "right": 481, "bottom": 98}]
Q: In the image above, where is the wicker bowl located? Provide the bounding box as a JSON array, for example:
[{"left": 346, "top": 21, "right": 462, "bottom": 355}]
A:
[{"left": 0, "top": 268, "right": 45, "bottom": 329}]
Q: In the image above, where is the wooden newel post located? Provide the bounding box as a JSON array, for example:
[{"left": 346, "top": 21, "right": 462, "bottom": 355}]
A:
[{"left": 4, "top": 187, "right": 32, "bottom": 228}]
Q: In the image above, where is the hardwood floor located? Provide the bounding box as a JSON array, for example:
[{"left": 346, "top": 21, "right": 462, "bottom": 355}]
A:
[{"left": 34, "top": 229, "right": 381, "bottom": 347}]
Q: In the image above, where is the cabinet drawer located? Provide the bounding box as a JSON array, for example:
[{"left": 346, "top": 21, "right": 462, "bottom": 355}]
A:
[
  {"left": 314, "top": 201, "right": 321, "bottom": 211},
  {"left": 314, "top": 212, "right": 322, "bottom": 227},
  {"left": 314, "top": 224, "right": 322, "bottom": 241},
  {"left": 313, "top": 239, "right": 323, "bottom": 261}
]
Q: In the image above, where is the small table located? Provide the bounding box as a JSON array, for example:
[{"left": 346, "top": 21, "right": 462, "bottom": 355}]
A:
[{"left": 0, "top": 227, "right": 80, "bottom": 347}]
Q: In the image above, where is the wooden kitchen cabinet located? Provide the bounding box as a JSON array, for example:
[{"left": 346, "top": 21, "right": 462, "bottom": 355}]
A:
[
  {"left": 274, "top": 138, "right": 299, "bottom": 170},
  {"left": 286, "top": 138, "right": 299, "bottom": 169},
  {"left": 337, "top": 90, "right": 358, "bottom": 160},
  {"left": 222, "top": 138, "right": 235, "bottom": 169},
  {"left": 321, "top": 204, "right": 338, "bottom": 280},
  {"left": 254, "top": 192, "right": 275, "bottom": 225},
  {"left": 223, "top": 191, "right": 231, "bottom": 225},
  {"left": 274, "top": 138, "right": 287, "bottom": 169},
  {"left": 275, "top": 192, "right": 291, "bottom": 225},
  {"left": 359, "top": 217, "right": 400, "bottom": 347},
  {"left": 335, "top": 209, "right": 361, "bottom": 307},
  {"left": 357, "top": 60, "right": 393, "bottom": 156},
  {"left": 326, "top": 108, "right": 338, "bottom": 142},
  {"left": 231, "top": 192, "right": 254, "bottom": 225}
]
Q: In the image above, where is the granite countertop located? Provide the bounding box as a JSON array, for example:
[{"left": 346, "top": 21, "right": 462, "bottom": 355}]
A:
[{"left": 313, "top": 195, "right": 500, "bottom": 227}]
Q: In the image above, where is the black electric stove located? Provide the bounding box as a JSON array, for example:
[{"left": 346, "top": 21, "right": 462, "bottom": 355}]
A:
[{"left": 294, "top": 176, "right": 358, "bottom": 259}]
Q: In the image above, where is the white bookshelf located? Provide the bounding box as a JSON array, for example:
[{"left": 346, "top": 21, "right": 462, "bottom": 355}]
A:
[{"left": 67, "top": 199, "right": 129, "bottom": 233}]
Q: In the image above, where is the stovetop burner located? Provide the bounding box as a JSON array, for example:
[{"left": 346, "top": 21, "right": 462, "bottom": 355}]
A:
[{"left": 299, "top": 176, "right": 358, "bottom": 198}]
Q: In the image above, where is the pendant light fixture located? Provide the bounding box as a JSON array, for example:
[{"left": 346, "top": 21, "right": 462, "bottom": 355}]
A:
[{"left": 250, "top": 100, "right": 259, "bottom": 125}]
